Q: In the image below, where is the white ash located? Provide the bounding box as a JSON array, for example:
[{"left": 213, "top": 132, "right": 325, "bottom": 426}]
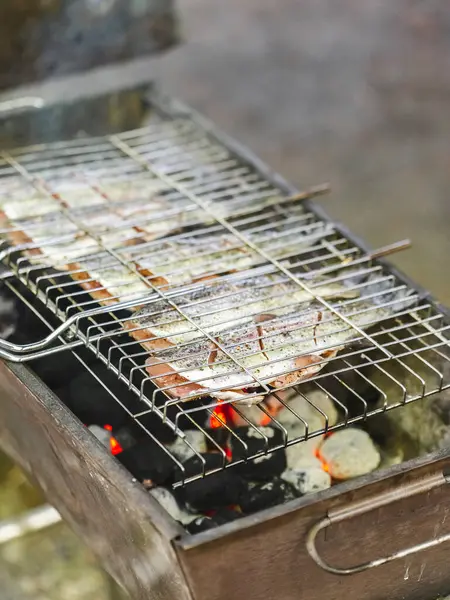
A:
[
  {"left": 318, "top": 429, "right": 380, "bottom": 480},
  {"left": 270, "top": 388, "right": 338, "bottom": 432},
  {"left": 88, "top": 425, "right": 111, "bottom": 448},
  {"left": 285, "top": 437, "right": 323, "bottom": 470},
  {"left": 149, "top": 487, "right": 199, "bottom": 525},
  {"left": 253, "top": 453, "right": 274, "bottom": 464},
  {"left": 247, "top": 426, "right": 276, "bottom": 440},
  {"left": 166, "top": 430, "right": 206, "bottom": 463},
  {"left": 282, "top": 466, "right": 331, "bottom": 495},
  {"left": 365, "top": 358, "right": 450, "bottom": 457}
]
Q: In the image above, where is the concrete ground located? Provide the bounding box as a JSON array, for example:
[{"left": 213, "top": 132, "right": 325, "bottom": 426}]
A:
[{"left": 153, "top": 0, "right": 450, "bottom": 304}]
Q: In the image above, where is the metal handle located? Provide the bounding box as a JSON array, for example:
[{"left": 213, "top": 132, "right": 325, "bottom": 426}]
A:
[
  {"left": 0, "top": 97, "right": 45, "bottom": 117},
  {"left": 306, "top": 471, "right": 450, "bottom": 575}
]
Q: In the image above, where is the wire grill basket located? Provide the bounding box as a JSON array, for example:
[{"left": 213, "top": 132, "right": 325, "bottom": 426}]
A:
[{"left": 0, "top": 94, "right": 449, "bottom": 485}]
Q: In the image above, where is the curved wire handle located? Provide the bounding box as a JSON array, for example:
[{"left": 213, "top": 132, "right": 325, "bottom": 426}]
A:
[
  {"left": 306, "top": 471, "right": 450, "bottom": 575},
  {"left": 0, "top": 293, "right": 157, "bottom": 362}
]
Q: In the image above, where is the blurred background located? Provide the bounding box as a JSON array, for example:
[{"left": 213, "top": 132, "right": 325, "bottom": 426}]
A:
[{"left": 0, "top": 0, "right": 449, "bottom": 598}]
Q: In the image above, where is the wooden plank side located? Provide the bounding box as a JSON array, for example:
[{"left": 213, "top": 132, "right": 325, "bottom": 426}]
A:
[{"left": 0, "top": 361, "right": 191, "bottom": 600}]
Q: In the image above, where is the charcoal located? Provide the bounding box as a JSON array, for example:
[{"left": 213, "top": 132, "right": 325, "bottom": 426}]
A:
[
  {"left": 320, "top": 370, "right": 381, "bottom": 416},
  {"left": 115, "top": 416, "right": 176, "bottom": 447},
  {"left": 212, "top": 507, "right": 243, "bottom": 524},
  {"left": 149, "top": 487, "right": 200, "bottom": 525},
  {"left": 239, "top": 479, "right": 297, "bottom": 514},
  {"left": 318, "top": 429, "right": 380, "bottom": 480},
  {"left": 186, "top": 516, "right": 216, "bottom": 534},
  {"left": 65, "top": 366, "right": 131, "bottom": 428},
  {"left": 30, "top": 349, "right": 98, "bottom": 390},
  {"left": 64, "top": 363, "right": 176, "bottom": 435},
  {"left": 166, "top": 430, "right": 207, "bottom": 462},
  {"left": 185, "top": 508, "right": 242, "bottom": 533},
  {"left": 281, "top": 466, "right": 331, "bottom": 495},
  {"left": 205, "top": 428, "right": 230, "bottom": 452},
  {"left": 117, "top": 437, "right": 176, "bottom": 485},
  {"left": 230, "top": 426, "right": 286, "bottom": 481},
  {"left": 175, "top": 453, "right": 244, "bottom": 511},
  {"left": 113, "top": 425, "right": 139, "bottom": 451}
]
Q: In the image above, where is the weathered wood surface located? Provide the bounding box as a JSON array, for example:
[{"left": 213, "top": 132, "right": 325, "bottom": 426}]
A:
[
  {"left": 0, "top": 0, "right": 178, "bottom": 90},
  {"left": 0, "top": 361, "right": 191, "bottom": 600}
]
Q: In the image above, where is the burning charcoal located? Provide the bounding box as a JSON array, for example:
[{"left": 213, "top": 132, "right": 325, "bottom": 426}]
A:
[
  {"left": 281, "top": 466, "right": 331, "bottom": 495},
  {"left": 239, "top": 479, "right": 297, "bottom": 514},
  {"left": 65, "top": 363, "right": 175, "bottom": 443},
  {"left": 318, "top": 429, "right": 380, "bottom": 480},
  {"left": 66, "top": 364, "right": 137, "bottom": 428},
  {"left": 88, "top": 424, "right": 111, "bottom": 448},
  {"left": 30, "top": 349, "right": 97, "bottom": 390},
  {"left": 268, "top": 388, "right": 338, "bottom": 433},
  {"left": 175, "top": 453, "right": 244, "bottom": 512},
  {"left": 285, "top": 437, "right": 323, "bottom": 471},
  {"left": 184, "top": 508, "right": 242, "bottom": 533},
  {"left": 113, "top": 425, "right": 139, "bottom": 452},
  {"left": 212, "top": 507, "right": 243, "bottom": 524},
  {"left": 186, "top": 516, "right": 217, "bottom": 534},
  {"left": 149, "top": 487, "right": 199, "bottom": 525},
  {"left": 230, "top": 426, "right": 286, "bottom": 481},
  {"left": 117, "top": 437, "right": 176, "bottom": 485},
  {"left": 166, "top": 430, "right": 207, "bottom": 463}
]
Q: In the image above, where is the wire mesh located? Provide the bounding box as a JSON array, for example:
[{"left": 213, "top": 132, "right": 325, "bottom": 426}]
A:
[{"left": 0, "top": 100, "right": 449, "bottom": 486}]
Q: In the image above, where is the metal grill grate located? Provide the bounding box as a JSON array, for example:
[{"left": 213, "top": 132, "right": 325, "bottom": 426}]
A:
[{"left": 0, "top": 95, "right": 449, "bottom": 486}]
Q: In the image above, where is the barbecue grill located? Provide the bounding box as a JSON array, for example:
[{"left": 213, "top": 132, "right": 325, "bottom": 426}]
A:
[
  {"left": 1, "top": 7, "right": 450, "bottom": 599},
  {"left": 0, "top": 90, "right": 448, "bottom": 484},
  {"left": 0, "top": 87, "right": 450, "bottom": 600}
]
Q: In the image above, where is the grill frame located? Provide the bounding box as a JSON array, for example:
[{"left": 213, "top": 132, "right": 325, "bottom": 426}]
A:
[{"left": 1, "top": 89, "right": 450, "bottom": 600}]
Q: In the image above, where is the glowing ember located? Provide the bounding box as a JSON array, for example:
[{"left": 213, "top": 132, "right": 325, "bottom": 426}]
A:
[
  {"left": 104, "top": 424, "right": 124, "bottom": 456},
  {"left": 209, "top": 402, "right": 233, "bottom": 461},
  {"left": 209, "top": 400, "right": 230, "bottom": 429},
  {"left": 259, "top": 411, "right": 273, "bottom": 426},
  {"left": 315, "top": 433, "right": 333, "bottom": 474}
]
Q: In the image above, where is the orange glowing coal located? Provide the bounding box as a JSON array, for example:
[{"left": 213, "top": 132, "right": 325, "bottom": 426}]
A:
[
  {"left": 104, "top": 424, "right": 124, "bottom": 456},
  {"left": 209, "top": 401, "right": 233, "bottom": 461},
  {"left": 315, "top": 432, "right": 334, "bottom": 474},
  {"left": 209, "top": 400, "right": 232, "bottom": 429}
]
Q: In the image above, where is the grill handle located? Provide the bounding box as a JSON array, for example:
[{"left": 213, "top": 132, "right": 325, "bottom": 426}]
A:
[{"left": 306, "top": 471, "right": 450, "bottom": 575}]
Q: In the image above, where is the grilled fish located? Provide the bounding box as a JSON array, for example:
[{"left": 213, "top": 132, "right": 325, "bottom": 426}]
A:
[
  {"left": 127, "top": 269, "right": 362, "bottom": 347},
  {"left": 142, "top": 282, "right": 417, "bottom": 403}
]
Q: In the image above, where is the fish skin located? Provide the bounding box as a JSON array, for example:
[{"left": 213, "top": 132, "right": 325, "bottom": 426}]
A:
[
  {"left": 128, "top": 269, "right": 361, "bottom": 346},
  {"left": 123, "top": 221, "right": 334, "bottom": 288},
  {"left": 143, "top": 283, "right": 418, "bottom": 401}
]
